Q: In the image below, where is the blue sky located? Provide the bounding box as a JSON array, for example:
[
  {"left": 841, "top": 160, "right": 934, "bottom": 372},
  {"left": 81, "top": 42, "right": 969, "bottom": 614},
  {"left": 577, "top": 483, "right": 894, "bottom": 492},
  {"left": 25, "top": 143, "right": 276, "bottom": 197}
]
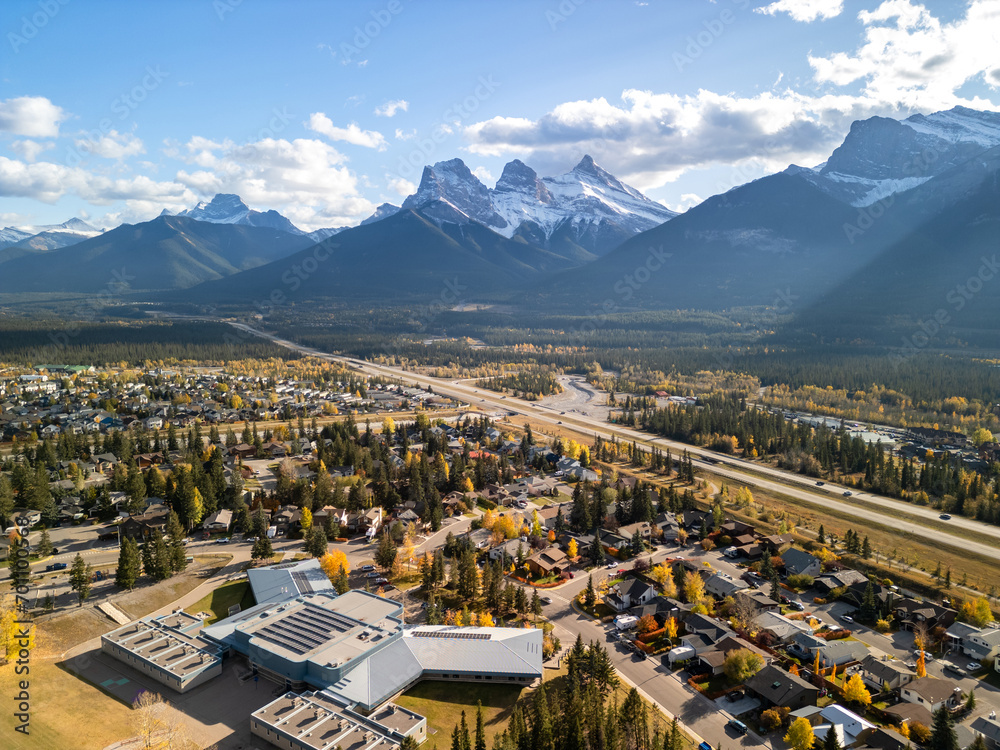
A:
[{"left": 1, "top": 0, "right": 998, "bottom": 230}]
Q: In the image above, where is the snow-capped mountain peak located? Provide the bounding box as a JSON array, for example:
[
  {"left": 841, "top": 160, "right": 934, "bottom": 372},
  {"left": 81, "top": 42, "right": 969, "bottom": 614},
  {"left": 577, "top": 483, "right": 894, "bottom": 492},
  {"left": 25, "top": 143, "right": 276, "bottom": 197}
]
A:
[
  {"left": 172, "top": 193, "right": 305, "bottom": 235},
  {"left": 394, "top": 155, "right": 676, "bottom": 255},
  {"left": 361, "top": 203, "right": 401, "bottom": 225},
  {"left": 800, "top": 106, "right": 1000, "bottom": 206}
]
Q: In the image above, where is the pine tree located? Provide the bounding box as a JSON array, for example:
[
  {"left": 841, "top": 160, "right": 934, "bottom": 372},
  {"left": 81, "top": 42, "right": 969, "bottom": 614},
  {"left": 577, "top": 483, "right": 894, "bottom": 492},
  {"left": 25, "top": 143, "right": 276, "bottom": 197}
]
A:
[
  {"left": 817, "top": 525, "right": 826, "bottom": 545},
  {"left": 36, "top": 527, "right": 53, "bottom": 557},
  {"left": 252, "top": 534, "right": 273, "bottom": 563},
  {"left": 861, "top": 536, "right": 872, "bottom": 559},
  {"left": 115, "top": 537, "right": 141, "bottom": 591},
  {"left": 165, "top": 510, "right": 187, "bottom": 573},
  {"left": 584, "top": 574, "right": 597, "bottom": 609},
  {"left": 929, "top": 705, "right": 958, "bottom": 750},
  {"left": 149, "top": 529, "right": 172, "bottom": 581},
  {"left": 475, "top": 701, "right": 487, "bottom": 750},
  {"left": 69, "top": 553, "right": 92, "bottom": 605}
]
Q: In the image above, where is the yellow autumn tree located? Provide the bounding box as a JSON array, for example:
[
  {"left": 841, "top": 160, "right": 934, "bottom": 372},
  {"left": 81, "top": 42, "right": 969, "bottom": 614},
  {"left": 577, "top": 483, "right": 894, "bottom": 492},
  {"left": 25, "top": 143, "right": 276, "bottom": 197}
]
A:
[
  {"left": 664, "top": 617, "right": 678, "bottom": 641},
  {"left": 567, "top": 539, "right": 578, "bottom": 558},
  {"left": 300, "top": 507, "right": 313, "bottom": 530},
  {"left": 784, "top": 717, "right": 815, "bottom": 750},
  {"left": 843, "top": 673, "right": 872, "bottom": 708},
  {"left": 479, "top": 612, "right": 495, "bottom": 627},
  {"left": 319, "top": 550, "right": 350, "bottom": 580},
  {"left": 683, "top": 570, "right": 705, "bottom": 604}
]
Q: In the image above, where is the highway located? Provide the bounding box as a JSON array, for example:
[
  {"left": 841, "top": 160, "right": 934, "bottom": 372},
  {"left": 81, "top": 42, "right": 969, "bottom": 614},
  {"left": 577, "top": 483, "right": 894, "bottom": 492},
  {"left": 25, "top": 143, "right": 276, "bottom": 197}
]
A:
[{"left": 227, "top": 321, "right": 1000, "bottom": 563}]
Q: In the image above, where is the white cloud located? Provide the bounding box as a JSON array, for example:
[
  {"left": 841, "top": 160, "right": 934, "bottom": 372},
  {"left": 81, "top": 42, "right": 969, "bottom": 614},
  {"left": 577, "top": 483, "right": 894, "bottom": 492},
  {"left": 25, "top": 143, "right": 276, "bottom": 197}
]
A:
[
  {"left": 394, "top": 128, "right": 416, "bottom": 141},
  {"left": 755, "top": 0, "right": 843, "bottom": 23},
  {"left": 809, "top": 0, "right": 1000, "bottom": 107},
  {"left": 472, "top": 166, "right": 493, "bottom": 184},
  {"left": 0, "top": 155, "right": 189, "bottom": 205},
  {"left": 0, "top": 96, "right": 67, "bottom": 138},
  {"left": 387, "top": 176, "right": 416, "bottom": 197},
  {"left": 174, "top": 137, "right": 372, "bottom": 230},
  {"left": 375, "top": 99, "right": 409, "bottom": 118},
  {"left": 9, "top": 139, "right": 54, "bottom": 162},
  {"left": 306, "top": 113, "right": 387, "bottom": 150},
  {"left": 73, "top": 130, "right": 145, "bottom": 160},
  {"left": 0, "top": 135, "right": 373, "bottom": 230},
  {"left": 465, "top": 1, "right": 1000, "bottom": 192}
]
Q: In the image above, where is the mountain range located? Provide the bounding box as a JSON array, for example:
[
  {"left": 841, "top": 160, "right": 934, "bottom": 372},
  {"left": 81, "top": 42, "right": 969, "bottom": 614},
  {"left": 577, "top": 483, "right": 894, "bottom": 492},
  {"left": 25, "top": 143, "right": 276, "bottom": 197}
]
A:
[
  {"left": 0, "top": 218, "right": 104, "bottom": 264},
  {"left": 2, "top": 105, "right": 1000, "bottom": 350}
]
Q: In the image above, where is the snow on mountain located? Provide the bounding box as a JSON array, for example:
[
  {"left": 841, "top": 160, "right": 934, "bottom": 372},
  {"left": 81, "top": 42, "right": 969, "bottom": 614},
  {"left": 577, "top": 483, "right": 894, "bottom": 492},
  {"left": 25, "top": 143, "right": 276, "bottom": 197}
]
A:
[
  {"left": 360, "top": 203, "right": 401, "bottom": 226},
  {"left": 0, "top": 218, "right": 103, "bottom": 252},
  {"left": 173, "top": 194, "right": 305, "bottom": 235},
  {"left": 902, "top": 105, "right": 1000, "bottom": 147},
  {"left": 797, "top": 106, "right": 1000, "bottom": 206},
  {"left": 394, "top": 155, "right": 676, "bottom": 255}
]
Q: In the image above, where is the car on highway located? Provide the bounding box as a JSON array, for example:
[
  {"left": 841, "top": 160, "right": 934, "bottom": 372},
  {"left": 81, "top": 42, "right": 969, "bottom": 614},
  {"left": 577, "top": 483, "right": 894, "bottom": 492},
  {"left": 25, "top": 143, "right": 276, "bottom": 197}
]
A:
[
  {"left": 45, "top": 562, "right": 67, "bottom": 571},
  {"left": 940, "top": 514, "right": 952, "bottom": 520},
  {"left": 843, "top": 491, "right": 853, "bottom": 496},
  {"left": 815, "top": 481, "right": 824, "bottom": 486}
]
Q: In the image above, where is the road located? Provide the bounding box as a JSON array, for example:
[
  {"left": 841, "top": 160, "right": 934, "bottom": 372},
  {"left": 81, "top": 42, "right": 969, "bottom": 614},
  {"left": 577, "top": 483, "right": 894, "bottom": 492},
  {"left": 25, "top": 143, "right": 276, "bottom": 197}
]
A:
[{"left": 226, "top": 322, "right": 1000, "bottom": 562}]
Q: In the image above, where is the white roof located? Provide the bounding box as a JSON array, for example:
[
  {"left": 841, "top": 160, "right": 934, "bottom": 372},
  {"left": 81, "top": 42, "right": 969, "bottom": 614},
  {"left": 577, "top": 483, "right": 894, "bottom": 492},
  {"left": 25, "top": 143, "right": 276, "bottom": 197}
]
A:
[{"left": 247, "top": 558, "right": 333, "bottom": 604}]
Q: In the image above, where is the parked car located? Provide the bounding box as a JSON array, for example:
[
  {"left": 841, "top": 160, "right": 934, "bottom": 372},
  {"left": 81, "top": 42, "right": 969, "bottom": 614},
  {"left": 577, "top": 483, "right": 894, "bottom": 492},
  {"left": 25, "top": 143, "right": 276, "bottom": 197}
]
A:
[
  {"left": 360, "top": 565, "right": 375, "bottom": 572},
  {"left": 967, "top": 662, "right": 981, "bottom": 672},
  {"left": 913, "top": 649, "right": 934, "bottom": 662},
  {"left": 728, "top": 719, "right": 749, "bottom": 735},
  {"left": 374, "top": 577, "right": 389, "bottom": 585},
  {"left": 540, "top": 596, "right": 553, "bottom": 605},
  {"left": 215, "top": 537, "right": 229, "bottom": 544},
  {"left": 726, "top": 690, "right": 745, "bottom": 702},
  {"left": 634, "top": 649, "right": 648, "bottom": 661},
  {"left": 789, "top": 601, "right": 805, "bottom": 611},
  {"left": 606, "top": 561, "right": 617, "bottom": 569},
  {"left": 841, "top": 615, "right": 854, "bottom": 623},
  {"left": 366, "top": 571, "right": 379, "bottom": 578}
]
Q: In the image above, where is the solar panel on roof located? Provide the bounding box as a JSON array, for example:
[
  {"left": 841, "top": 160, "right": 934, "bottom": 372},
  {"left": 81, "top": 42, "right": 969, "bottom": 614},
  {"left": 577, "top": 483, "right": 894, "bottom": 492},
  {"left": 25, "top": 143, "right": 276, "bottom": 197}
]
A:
[{"left": 411, "top": 630, "right": 492, "bottom": 641}]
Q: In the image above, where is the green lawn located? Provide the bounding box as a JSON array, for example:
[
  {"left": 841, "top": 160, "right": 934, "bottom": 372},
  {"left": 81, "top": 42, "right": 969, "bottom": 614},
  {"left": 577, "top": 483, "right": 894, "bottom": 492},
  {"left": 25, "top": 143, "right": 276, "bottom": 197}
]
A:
[
  {"left": 184, "top": 579, "right": 256, "bottom": 624},
  {"left": 395, "top": 680, "right": 525, "bottom": 745}
]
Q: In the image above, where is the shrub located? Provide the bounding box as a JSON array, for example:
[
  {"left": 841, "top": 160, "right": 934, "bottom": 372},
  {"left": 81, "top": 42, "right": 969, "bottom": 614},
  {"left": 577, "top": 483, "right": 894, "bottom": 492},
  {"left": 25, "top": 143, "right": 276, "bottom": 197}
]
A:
[
  {"left": 909, "top": 723, "right": 931, "bottom": 744},
  {"left": 787, "top": 573, "right": 815, "bottom": 590},
  {"left": 760, "top": 708, "right": 787, "bottom": 732}
]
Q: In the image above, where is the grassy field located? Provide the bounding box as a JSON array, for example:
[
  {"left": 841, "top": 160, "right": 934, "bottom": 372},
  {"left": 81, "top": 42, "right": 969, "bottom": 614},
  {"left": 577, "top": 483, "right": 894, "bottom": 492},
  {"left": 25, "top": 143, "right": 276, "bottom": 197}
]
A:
[
  {"left": 184, "top": 579, "right": 256, "bottom": 624},
  {"left": 1, "top": 661, "right": 134, "bottom": 750},
  {"left": 395, "top": 680, "right": 525, "bottom": 745}
]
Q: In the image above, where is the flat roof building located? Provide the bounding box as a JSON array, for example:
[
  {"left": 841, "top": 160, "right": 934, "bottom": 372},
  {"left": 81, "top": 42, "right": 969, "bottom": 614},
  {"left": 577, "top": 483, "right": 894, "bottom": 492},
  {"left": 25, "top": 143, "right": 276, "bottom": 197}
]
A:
[
  {"left": 101, "top": 610, "right": 223, "bottom": 693},
  {"left": 251, "top": 689, "right": 426, "bottom": 750}
]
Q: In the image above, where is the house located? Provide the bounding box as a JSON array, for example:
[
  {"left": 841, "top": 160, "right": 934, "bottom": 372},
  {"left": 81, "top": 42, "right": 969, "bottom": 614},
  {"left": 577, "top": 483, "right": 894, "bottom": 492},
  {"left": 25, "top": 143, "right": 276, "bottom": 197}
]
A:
[
  {"left": 654, "top": 512, "right": 680, "bottom": 542},
  {"left": 813, "top": 639, "right": 870, "bottom": 667},
  {"left": 894, "top": 598, "right": 957, "bottom": 632},
  {"left": 963, "top": 628, "right": 1000, "bottom": 664},
  {"left": 900, "top": 676, "right": 963, "bottom": 712},
  {"left": 605, "top": 578, "right": 656, "bottom": 613},
  {"left": 859, "top": 655, "right": 915, "bottom": 692},
  {"left": 753, "top": 611, "right": 813, "bottom": 644},
  {"left": 704, "top": 572, "right": 749, "bottom": 599},
  {"left": 203, "top": 509, "right": 232, "bottom": 531},
  {"left": 815, "top": 704, "right": 875, "bottom": 747},
  {"left": 526, "top": 547, "right": 568, "bottom": 579},
  {"left": 634, "top": 596, "right": 691, "bottom": 627},
  {"left": 970, "top": 716, "right": 1000, "bottom": 750},
  {"left": 865, "top": 727, "right": 911, "bottom": 750},
  {"left": 760, "top": 533, "right": 795, "bottom": 554},
  {"left": 782, "top": 548, "right": 822, "bottom": 578},
  {"left": 745, "top": 664, "right": 819, "bottom": 710},
  {"left": 488, "top": 539, "right": 525, "bottom": 566},
  {"left": 696, "top": 636, "right": 770, "bottom": 676},
  {"left": 815, "top": 569, "right": 868, "bottom": 594},
  {"left": 735, "top": 589, "right": 780, "bottom": 614},
  {"left": 681, "top": 613, "right": 735, "bottom": 654},
  {"left": 11, "top": 508, "right": 41, "bottom": 527},
  {"left": 120, "top": 507, "right": 170, "bottom": 541},
  {"left": 720, "top": 520, "right": 756, "bottom": 537}
]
